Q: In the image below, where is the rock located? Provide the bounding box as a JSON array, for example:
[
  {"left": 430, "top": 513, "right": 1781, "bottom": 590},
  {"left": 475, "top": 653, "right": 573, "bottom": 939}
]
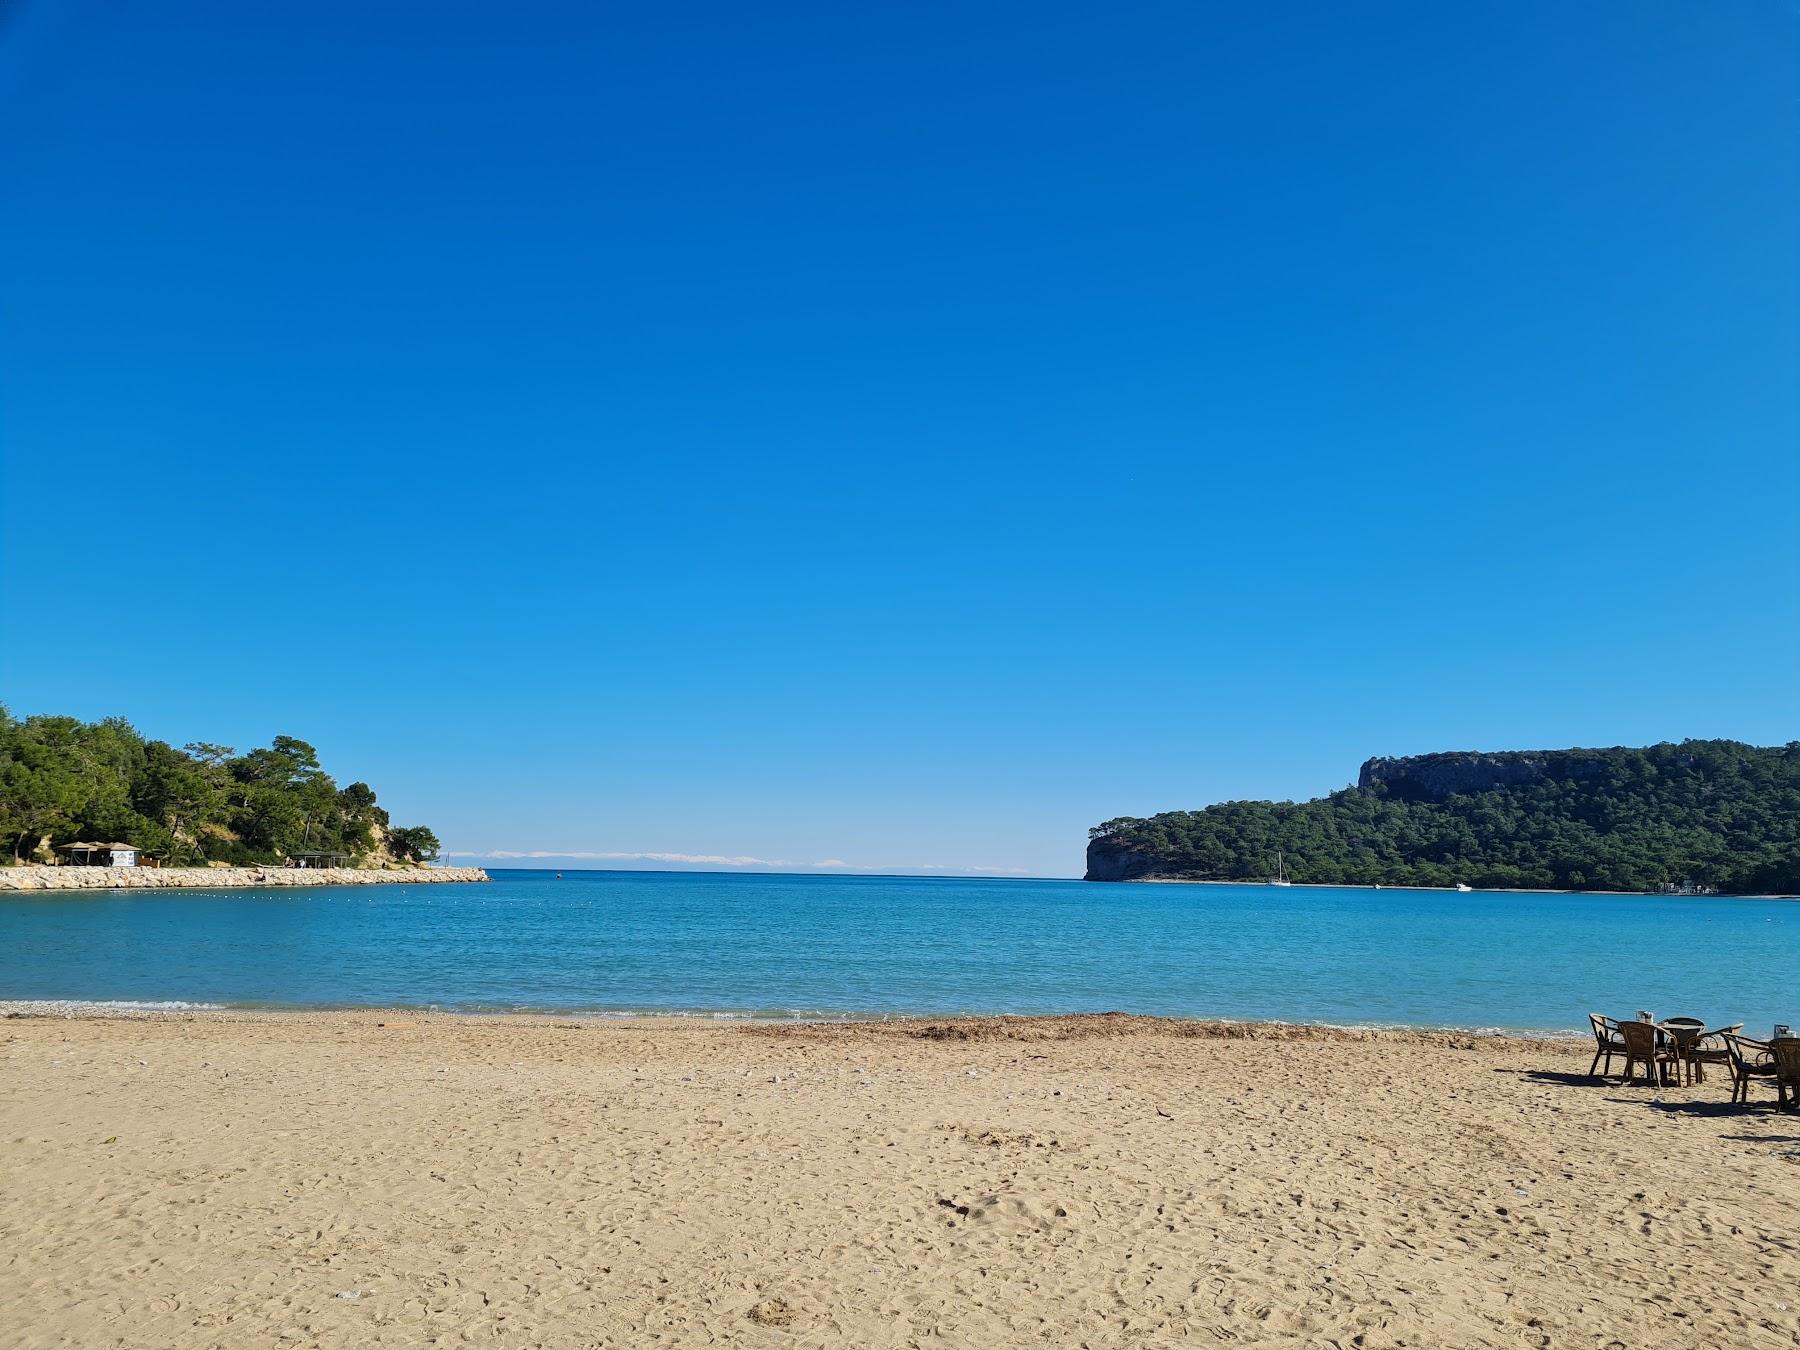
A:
[{"left": 1082, "top": 841, "right": 1166, "bottom": 883}]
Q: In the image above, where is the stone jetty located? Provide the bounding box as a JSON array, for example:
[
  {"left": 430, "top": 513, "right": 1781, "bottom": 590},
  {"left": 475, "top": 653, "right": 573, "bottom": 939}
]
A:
[{"left": 0, "top": 865, "right": 490, "bottom": 892}]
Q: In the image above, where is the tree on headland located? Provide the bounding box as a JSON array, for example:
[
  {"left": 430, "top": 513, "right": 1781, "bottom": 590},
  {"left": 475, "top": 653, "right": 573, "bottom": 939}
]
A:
[
  {"left": 0, "top": 706, "right": 440, "bottom": 869},
  {"left": 388, "top": 826, "right": 441, "bottom": 864},
  {"left": 134, "top": 740, "right": 224, "bottom": 865},
  {"left": 229, "top": 736, "right": 325, "bottom": 791},
  {"left": 0, "top": 723, "right": 85, "bottom": 862}
]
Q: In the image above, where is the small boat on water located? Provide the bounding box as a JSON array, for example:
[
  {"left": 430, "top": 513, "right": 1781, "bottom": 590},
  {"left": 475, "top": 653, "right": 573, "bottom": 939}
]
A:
[
  {"left": 1268, "top": 851, "right": 1292, "bottom": 887},
  {"left": 1455, "top": 882, "right": 1473, "bottom": 892}
]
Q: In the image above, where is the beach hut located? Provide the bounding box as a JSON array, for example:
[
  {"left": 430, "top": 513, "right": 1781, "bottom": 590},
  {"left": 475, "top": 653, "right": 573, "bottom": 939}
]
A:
[
  {"left": 286, "top": 851, "right": 349, "bottom": 869},
  {"left": 56, "top": 842, "right": 139, "bottom": 867}
]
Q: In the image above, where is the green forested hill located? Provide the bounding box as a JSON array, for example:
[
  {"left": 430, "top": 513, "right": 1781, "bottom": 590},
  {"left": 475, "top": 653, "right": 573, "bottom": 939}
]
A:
[
  {"left": 0, "top": 708, "right": 439, "bottom": 867},
  {"left": 1087, "top": 741, "right": 1800, "bottom": 894}
]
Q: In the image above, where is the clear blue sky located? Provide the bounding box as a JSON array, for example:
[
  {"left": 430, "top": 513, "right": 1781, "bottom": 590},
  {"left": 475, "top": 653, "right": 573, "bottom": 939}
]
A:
[{"left": 1, "top": 1, "right": 1794, "bottom": 877}]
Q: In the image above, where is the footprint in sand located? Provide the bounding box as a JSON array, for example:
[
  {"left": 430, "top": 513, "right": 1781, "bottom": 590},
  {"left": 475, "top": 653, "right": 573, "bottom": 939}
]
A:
[
  {"left": 745, "top": 1297, "right": 796, "bottom": 1328},
  {"left": 938, "top": 1192, "right": 1071, "bottom": 1234}
]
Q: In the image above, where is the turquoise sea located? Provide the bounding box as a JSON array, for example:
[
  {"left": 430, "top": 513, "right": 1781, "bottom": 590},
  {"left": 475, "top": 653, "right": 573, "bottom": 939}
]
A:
[{"left": 1, "top": 869, "right": 1794, "bottom": 1035}]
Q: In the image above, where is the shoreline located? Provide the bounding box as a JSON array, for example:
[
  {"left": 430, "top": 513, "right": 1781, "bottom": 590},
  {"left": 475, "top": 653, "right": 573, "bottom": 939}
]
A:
[
  {"left": 1124, "top": 875, "right": 1800, "bottom": 899},
  {"left": 0, "top": 863, "right": 490, "bottom": 892},
  {"left": 0, "top": 1002, "right": 1591, "bottom": 1041}
]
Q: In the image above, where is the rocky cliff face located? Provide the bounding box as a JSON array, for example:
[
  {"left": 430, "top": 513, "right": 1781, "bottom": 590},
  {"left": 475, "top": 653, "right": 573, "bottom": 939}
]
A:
[
  {"left": 1357, "top": 750, "right": 1611, "bottom": 802},
  {"left": 1085, "top": 838, "right": 1162, "bottom": 882}
]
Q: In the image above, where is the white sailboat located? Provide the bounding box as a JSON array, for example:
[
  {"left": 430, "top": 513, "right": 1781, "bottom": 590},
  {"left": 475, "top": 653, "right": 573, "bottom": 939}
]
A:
[{"left": 1269, "top": 851, "right": 1292, "bottom": 887}]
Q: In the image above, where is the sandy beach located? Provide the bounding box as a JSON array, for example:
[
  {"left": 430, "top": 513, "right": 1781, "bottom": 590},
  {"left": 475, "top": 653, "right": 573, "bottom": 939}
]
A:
[{"left": 2, "top": 1012, "right": 1796, "bottom": 1349}]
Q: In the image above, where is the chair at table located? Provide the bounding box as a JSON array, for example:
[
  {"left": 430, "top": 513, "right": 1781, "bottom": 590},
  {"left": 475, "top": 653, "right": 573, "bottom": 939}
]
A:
[
  {"left": 1656, "top": 1022, "right": 1699, "bottom": 1094},
  {"left": 1619, "top": 1020, "right": 1678, "bottom": 1087},
  {"left": 1587, "top": 1013, "right": 1626, "bottom": 1079},
  {"left": 1773, "top": 1039, "right": 1800, "bottom": 1112},
  {"left": 1722, "top": 1033, "right": 1778, "bottom": 1106},
  {"left": 1681, "top": 1024, "right": 1742, "bottom": 1086}
]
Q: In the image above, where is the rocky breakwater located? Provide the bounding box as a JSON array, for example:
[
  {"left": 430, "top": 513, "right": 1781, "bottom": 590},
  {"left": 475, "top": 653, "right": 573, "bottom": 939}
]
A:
[{"left": 0, "top": 865, "right": 490, "bottom": 892}]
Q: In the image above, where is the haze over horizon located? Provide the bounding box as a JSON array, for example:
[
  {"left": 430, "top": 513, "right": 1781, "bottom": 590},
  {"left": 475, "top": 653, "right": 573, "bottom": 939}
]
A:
[{"left": 2, "top": 1, "right": 1795, "bottom": 878}]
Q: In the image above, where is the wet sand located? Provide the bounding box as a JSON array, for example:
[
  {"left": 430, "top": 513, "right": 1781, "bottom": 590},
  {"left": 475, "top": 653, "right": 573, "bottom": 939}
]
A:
[{"left": 2, "top": 1011, "right": 1795, "bottom": 1347}]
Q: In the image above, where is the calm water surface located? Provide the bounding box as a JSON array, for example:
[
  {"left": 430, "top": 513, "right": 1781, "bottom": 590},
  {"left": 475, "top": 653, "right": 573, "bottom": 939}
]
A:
[{"left": 1, "top": 870, "right": 1794, "bottom": 1034}]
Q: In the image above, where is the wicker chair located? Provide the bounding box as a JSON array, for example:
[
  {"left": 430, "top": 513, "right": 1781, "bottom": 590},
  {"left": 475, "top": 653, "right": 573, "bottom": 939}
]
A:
[
  {"left": 1682, "top": 1024, "right": 1742, "bottom": 1087},
  {"left": 1587, "top": 1013, "right": 1626, "bottom": 1079},
  {"left": 1618, "top": 1020, "right": 1678, "bottom": 1087},
  {"left": 1659, "top": 1018, "right": 1706, "bottom": 1084},
  {"left": 1773, "top": 1038, "right": 1800, "bottom": 1112},
  {"left": 1723, "top": 1033, "right": 1778, "bottom": 1106}
]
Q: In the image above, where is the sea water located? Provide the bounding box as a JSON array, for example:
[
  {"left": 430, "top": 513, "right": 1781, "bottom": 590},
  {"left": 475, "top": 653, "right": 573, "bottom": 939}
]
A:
[{"left": 1, "top": 869, "right": 1794, "bottom": 1034}]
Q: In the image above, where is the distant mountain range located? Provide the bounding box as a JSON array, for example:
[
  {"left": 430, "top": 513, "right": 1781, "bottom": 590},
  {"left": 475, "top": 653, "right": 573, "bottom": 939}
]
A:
[{"left": 1086, "top": 740, "right": 1800, "bottom": 895}]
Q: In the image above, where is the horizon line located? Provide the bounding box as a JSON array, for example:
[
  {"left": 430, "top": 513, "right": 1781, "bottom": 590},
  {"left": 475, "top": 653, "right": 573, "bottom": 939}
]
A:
[
  {"left": 442, "top": 849, "right": 1037, "bottom": 877},
  {"left": 464, "top": 863, "right": 1073, "bottom": 882}
]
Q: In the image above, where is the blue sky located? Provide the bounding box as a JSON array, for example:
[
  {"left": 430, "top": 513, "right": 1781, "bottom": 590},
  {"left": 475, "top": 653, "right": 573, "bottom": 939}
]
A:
[{"left": 1, "top": 1, "right": 1794, "bottom": 877}]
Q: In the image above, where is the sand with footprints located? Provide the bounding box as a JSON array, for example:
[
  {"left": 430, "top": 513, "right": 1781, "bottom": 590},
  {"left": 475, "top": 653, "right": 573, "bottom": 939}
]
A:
[{"left": 2, "top": 1010, "right": 1796, "bottom": 1347}]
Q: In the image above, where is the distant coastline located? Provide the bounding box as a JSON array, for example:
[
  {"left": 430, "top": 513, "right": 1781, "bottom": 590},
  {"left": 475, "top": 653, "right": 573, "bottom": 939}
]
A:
[
  {"left": 0, "top": 864, "right": 489, "bottom": 893},
  {"left": 1088, "top": 740, "right": 1800, "bottom": 895},
  {"left": 1126, "top": 876, "right": 1800, "bottom": 899}
]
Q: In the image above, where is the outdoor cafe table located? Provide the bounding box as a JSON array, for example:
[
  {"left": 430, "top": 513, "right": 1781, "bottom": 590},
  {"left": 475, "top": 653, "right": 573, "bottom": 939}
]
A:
[{"left": 1659, "top": 1018, "right": 1708, "bottom": 1084}]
